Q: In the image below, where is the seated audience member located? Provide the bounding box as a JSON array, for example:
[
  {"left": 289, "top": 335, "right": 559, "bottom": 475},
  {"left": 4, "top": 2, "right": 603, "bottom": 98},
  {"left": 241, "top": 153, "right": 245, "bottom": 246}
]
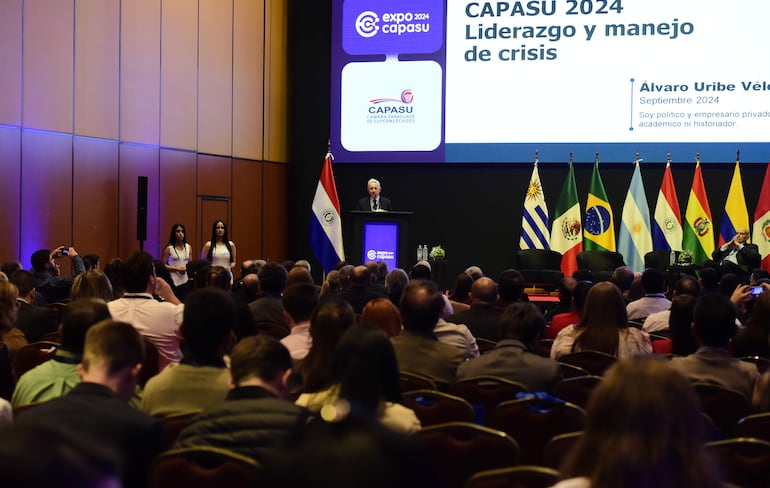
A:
[
  {"left": 361, "top": 298, "right": 402, "bottom": 338},
  {"left": 551, "top": 282, "right": 652, "bottom": 360},
  {"left": 643, "top": 276, "right": 700, "bottom": 334},
  {"left": 9, "top": 270, "right": 58, "bottom": 342},
  {"left": 82, "top": 253, "right": 100, "bottom": 271},
  {"left": 0, "top": 423, "right": 122, "bottom": 487},
  {"left": 448, "top": 272, "right": 473, "bottom": 308},
  {"left": 262, "top": 408, "right": 441, "bottom": 488},
  {"left": 447, "top": 277, "right": 502, "bottom": 342},
  {"left": 141, "top": 288, "right": 234, "bottom": 417},
  {"left": 699, "top": 267, "right": 721, "bottom": 295},
  {"left": 547, "top": 281, "right": 593, "bottom": 340},
  {"left": 669, "top": 293, "right": 758, "bottom": 400},
  {"left": 12, "top": 299, "right": 111, "bottom": 408},
  {"left": 391, "top": 281, "right": 464, "bottom": 388},
  {"left": 385, "top": 268, "right": 409, "bottom": 306},
  {"left": 434, "top": 295, "right": 479, "bottom": 359},
  {"left": 610, "top": 266, "right": 635, "bottom": 303},
  {"left": 30, "top": 246, "right": 86, "bottom": 304},
  {"left": 279, "top": 283, "right": 320, "bottom": 362},
  {"left": 319, "top": 269, "right": 341, "bottom": 299},
  {"left": 205, "top": 265, "right": 258, "bottom": 340},
  {"left": 173, "top": 336, "right": 309, "bottom": 463},
  {"left": 337, "top": 265, "right": 386, "bottom": 314},
  {"left": 751, "top": 268, "right": 770, "bottom": 285},
  {"left": 102, "top": 258, "right": 126, "bottom": 298},
  {"left": 465, "top": 265, "right": 484, "bottom": 281},
  {"left": 71, "top": 269, "right": 114, "bottom": 302},
  {"left": 16, "top": 320, "right": 163, "bottom": 488},
  {"left": 544, "top": 277, "right": 577, "bottom": 323},
  {"left": 458, "top": 302, "right": 561, "bottom": 392},
  {"left": 1, "top": 261, "right": 22, "bottom": 278},
  {"left": 496, "top": 269, "right": 528, "bottom": 310},
  {"left": 0, "top": 281, "right": 21, "bottom": 400},
  {"left": 232, "top": 271, "right": 260, "bottom": 305},
  {"left": 287, "top": 266, "right": 315, "bottom": 288},
  {"left": 627, "top": 277, "right": 645, "bottom": 301},
  {"left": 409, "top": 261, "right": 432, "bottom": 281},
  {"left": 299, "top": 298, "right": 356, "bottom": 397},
  {"left": 296, "top": 324, "right": 421, "bottom": 434},
  {"left": 364, "top": 261, "right": 388, "bottom": 296},
  {"left": 553, "top": 356, "right": 722, "bottom": 488},
  {"left": 626, "top": 268, "right": 671, "bottom": 320},
  {"left": 337, "top": 264, "right": 354, "bottom": 292},
  {"left": 107, "top": 252, "right": 182, "bottom": 371},
  {"left": 733, "top": 291, "right": 770, "bottom": 358},
  {"left": 652, "top": 295, "right": 699, "bottom": 356},
  {"left": 249, "top": 261, "right": 289, "bottom": 330}
]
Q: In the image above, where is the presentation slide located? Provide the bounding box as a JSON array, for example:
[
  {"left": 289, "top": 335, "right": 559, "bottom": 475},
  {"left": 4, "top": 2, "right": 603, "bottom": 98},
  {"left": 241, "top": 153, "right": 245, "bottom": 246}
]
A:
[{"left": 330, "top": 0, "right": 770, "bottom": 163}]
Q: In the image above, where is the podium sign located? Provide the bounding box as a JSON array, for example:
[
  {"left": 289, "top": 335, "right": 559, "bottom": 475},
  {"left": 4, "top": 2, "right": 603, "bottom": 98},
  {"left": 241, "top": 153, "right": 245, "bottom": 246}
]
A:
[{"left": 362, "top": 221, "right": 399, "bottom": 271}]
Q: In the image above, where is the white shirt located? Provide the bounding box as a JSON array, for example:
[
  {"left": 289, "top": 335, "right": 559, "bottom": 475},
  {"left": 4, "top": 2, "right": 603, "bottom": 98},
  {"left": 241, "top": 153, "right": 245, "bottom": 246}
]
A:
[
  {"left": 280, "top": 322, "right": 312, "bottom": 361},
  {"left": 108, "top": 293, "right": 184, "bottom": 370}
]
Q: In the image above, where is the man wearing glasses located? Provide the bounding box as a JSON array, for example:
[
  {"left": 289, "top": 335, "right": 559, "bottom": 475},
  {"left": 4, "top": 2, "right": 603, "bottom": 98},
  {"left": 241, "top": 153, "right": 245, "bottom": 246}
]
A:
[{"left": 712, "top": 228, "right": 760, "bottom": 277}]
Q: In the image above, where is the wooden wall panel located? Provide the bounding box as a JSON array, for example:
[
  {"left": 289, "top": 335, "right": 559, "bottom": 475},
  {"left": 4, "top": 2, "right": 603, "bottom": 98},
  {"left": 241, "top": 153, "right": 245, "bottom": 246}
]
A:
[
  {"left": 118, "top": 144, "right": 160, "bottom": 258},
  {"left": 264, "top": 0, "right": 288, "bottom": 162},
  {"left": 232, "top": 0, "right": 264, "bottom": 160},
  {"left": 73, "top": 137, "right": 119, "bottom": 262},
  {"left": 197, "top": 154, "right": 231, "bottom": 197},
  {"left": 74, "top": 0, "right": 120, "bottom": 139},
  {"left": 121, "top": 0, "right": 161, "bottom": 145},
  {"left": 261, "top": 162, "right": 288, "bottom": 261},
  {"left": 198, "top": 0, "right": 233, "bottom": 156},
  {"left": 0, "top": 0, "right": 22, "bottom": 126},
  {"left": 0, "top": 127, "right": 21, "bottom": 262},
  {"left": 159, "top": 149, "right": 198, "bottom": 255},
  {"left": 22, "top": 0, "right": 74, "bottom": 133},
  {"left": 232, "top": 159, "right": 263, "bottom": 261},
  {"left": 20, "top": 131, "right": 73, "bottom": 266},
  {"left": 160, "top": 0, "right": 198, "bottom": 151}
]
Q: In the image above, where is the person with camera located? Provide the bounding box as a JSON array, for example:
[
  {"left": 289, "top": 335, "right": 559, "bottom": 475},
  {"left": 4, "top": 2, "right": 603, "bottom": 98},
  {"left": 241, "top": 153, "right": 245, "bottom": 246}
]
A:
[{"left": 30, "top": 246, "right": 85, "bottom": 305}]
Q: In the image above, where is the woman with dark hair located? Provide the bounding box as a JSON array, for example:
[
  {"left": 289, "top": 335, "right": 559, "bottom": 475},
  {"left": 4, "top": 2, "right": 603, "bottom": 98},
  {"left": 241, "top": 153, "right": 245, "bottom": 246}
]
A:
[
  {"left": 554, "top": 356, "right": 722, "bottom": 488},
  {"left": 733, "top": 291, "right": 770, "bottom": 358},
  {"left": 551, "top": 282, "right": 652, "bottom": 359},
  {"left": 361, "top": 298, "right": 402, "bottom": 338},
  {"left": 297, "top": 298, "right": 356, "bottom": 396},
  {"left": 0, "top": 281, "right": 22, "bottom": 400},
  {"left": 201, "top": 220, "right": 236, "bottom": 279},
  {"left": 102, "top": 258, "right": 126, "bottom": 299},
  {"left": 652, "top": 295, "right": 699, "bottom": 356},
  {"left": 161, "top": 223, "right": 192, "bottom": 291},
  {"left": 296, "top": 324, "right": 420, "bottom": 434}
]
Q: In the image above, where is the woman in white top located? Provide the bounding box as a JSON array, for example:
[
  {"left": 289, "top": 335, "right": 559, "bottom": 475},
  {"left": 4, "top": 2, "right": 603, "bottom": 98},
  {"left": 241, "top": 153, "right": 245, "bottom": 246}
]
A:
[
  {"left": 551, "top": 282, "right": 652, "bottom": 360},
  {"left": 201, "top": 220, "right": 237, "bottom": 278},
  {"left": 161, "top": 223, "right": 192, "bottom": 288}
]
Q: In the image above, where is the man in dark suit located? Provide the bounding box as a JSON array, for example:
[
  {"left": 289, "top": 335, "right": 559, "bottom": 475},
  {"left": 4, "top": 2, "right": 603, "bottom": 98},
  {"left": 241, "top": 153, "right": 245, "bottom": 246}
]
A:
[
  {"left": 391, "top": 280, "right": 464, "bottom": 389},
  {"left": 447, "top": 277, "right": 502, "bottom": 342},
  {"left": 16, "top": 319, "right": 163, "bottom": 488},
  {"left": 457, "top": 302, "right": 561, "bottom": 392},
  {"left": 9, "top": 270, "right": 58, "bottom": 342},
  {"left": 711, "top": 228, "right": 760, "bottom": 277},
  {"left": 357, "top": 178, "right": 393, "bottom": 211},
  {"left": 336, "top": 265, "right": 386, "bottom": 314}
]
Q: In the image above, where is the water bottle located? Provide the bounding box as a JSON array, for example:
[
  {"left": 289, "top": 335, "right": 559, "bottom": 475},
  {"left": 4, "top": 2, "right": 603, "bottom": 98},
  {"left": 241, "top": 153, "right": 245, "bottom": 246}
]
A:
[
  {"left": 669, "top": 249, "right": 676, "bottom": 266},
  {"left": 417, "top": 245, "right": 422, "bottom": 262}
]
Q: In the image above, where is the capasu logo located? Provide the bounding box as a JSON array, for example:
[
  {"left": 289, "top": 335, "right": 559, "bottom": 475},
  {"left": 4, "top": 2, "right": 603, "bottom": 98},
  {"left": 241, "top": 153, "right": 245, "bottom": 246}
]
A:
[
  {"left": 366, "top": 249, "right": 377, "bottom": 260},
  {"left": 355, "top": 11, "right": 379, "bottom": 38}
]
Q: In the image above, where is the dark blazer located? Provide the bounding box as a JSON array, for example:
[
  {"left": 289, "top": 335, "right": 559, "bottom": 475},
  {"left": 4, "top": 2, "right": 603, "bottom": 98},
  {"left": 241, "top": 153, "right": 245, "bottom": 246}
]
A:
[
  {"left": 16, "top": 382, "right": 163, "bottom": 488},
  {"left": 391, "top": 332, "right": 464, "bottom": 388},
  {"left": 357, "top": 196, "right": 393, "bottom": 211},
  {"left": 712, "top": 243, "right": 760, "bottom": 273},
  {"left": 336, "top": 286, "right": 386, "bottom": 314},
  {"left": 15, "top": 300, "right": 58, "bottom": 343},
  {"left": 447, "top": 305, "right": 502, "bottom": 342}
]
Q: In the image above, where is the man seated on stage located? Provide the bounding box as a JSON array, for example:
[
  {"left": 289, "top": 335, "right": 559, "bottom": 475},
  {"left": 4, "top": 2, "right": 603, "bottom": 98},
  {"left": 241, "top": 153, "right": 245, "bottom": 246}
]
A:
[
  {"left": 712, "top": 228, "right": 760, "bottom": 280},
  {"left": 357, "top": 178, "right": 393, "bottom": 211}
]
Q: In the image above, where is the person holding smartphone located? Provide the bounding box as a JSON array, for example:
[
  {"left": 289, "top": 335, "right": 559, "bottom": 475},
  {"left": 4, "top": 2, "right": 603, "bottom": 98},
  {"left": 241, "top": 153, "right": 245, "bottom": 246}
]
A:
[{"left": 29, "top": 246, "right": 85, "bottom": 305}]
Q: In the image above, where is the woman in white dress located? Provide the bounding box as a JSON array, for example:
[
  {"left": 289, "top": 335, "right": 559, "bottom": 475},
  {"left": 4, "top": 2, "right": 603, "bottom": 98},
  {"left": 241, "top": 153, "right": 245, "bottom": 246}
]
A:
[
  {"left": 161, "top": 223, "right": 192, "bottom": 289},
  {"left": 201, "top": 220, "right": 237, "bottom": 279}
]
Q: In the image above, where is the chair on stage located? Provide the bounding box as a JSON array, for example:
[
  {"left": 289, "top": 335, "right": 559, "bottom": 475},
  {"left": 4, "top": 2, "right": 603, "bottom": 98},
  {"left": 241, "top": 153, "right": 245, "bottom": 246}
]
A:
[
  {"left": 401, "top": 390, "right": 475, "bottom": 426},
  {"left": 414, "top": 422, "right": 519, "bottom": 488},
  {"left": 149, "top": 446, "right": 260, "bottom": 488},
  {"left": 464, "top": 465, "right": 560, "bottom": 488},
  {"left": 515, "top": 249, "right": 564, "bottom": 290},
  {"left": 576, "top": 251, "right": 625, "bottom": 274},
  {"left": 487, "top": 396, "right": 587, "bottom": 466}
]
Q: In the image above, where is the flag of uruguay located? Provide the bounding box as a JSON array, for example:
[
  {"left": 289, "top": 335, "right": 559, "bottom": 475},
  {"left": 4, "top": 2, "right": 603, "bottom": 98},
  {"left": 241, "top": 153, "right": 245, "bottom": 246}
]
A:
[
  {"left": 520, "top": 163, "right": 550, "bottom": 250},
  {"left": 310, "top": 154, "right": 345, "bottom": 273}
]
